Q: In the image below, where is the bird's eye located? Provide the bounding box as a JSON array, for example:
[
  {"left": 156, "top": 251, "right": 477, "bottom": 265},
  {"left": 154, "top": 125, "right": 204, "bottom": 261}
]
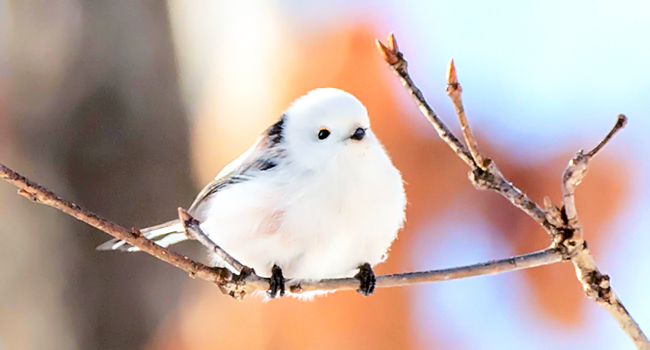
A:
[{"left": 318, "top": 129, "right": 330, "bottom": 140}]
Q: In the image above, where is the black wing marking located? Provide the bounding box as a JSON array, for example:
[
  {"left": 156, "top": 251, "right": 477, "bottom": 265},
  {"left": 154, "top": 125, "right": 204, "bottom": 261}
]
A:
[
  {"left": 265, "top": 114, "right": 285, "bottom": 146},
  {"left": 188, "top": 115, "right": 286, "bottom": 213},
  {"left": 188, "top": 162, "right": 273, "bottom": 214}
]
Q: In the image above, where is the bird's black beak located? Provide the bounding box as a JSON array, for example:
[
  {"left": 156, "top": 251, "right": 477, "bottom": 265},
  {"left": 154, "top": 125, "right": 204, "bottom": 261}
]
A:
[{"left": 350, "top": 127, "right": 366, "bottom": 141}]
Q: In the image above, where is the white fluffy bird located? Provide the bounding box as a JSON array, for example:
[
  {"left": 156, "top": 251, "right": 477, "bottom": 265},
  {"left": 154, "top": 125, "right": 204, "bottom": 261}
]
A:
[{"left": 98, "top": 88, "right": 406, "bottom": 298}]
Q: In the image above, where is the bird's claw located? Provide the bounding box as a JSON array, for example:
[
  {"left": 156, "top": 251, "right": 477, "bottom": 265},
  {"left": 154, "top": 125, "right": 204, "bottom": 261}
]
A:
[
  {"left": 354, "top": 263, "right": 376, "bottom": 296},
  {"left": 267, "top": 264, "right": 285, "bottom": 298}
]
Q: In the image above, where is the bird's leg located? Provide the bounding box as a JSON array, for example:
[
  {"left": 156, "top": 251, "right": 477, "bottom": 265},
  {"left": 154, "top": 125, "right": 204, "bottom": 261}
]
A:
[
  {"left": 267, "top": 264, "right": 285, "bottom": 298},
  {"left": 354, "top": 263, "right": 376, "bottom": 296}
]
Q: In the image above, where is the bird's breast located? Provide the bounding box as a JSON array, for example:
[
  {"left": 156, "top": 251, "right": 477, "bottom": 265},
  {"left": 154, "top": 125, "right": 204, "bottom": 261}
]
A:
[{"left": 283, "top": 148, "right": 405, "bottom": 244}]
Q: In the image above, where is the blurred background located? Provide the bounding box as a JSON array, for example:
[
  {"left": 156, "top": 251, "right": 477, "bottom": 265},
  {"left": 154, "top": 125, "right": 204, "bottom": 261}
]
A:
[{"left": 1, "top": 1, "right": 649, "bottom": 349}]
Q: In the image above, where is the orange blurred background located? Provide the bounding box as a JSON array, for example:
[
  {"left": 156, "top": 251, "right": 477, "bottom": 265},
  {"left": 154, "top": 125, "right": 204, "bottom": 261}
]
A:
[{"left": 1, "top": 1, "right": 648, "bottom": 349}]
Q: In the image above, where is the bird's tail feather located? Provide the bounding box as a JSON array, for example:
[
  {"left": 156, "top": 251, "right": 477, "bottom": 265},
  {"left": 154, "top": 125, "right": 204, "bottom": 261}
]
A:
[{"left": 95, "top": 219, "right": 187, "bottom": 252}]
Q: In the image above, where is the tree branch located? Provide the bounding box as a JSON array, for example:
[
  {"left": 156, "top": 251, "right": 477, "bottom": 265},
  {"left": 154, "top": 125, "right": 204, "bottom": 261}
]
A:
[
  {"left": 375, "top": 34, "right": 476, "bottom": 168},
  {"left": 446, "top": 59, "right": 487, "bottom": 170},
  {"left": 2, "top": 164, "right": 233, "bottom": 284},
  {"left": 554, "top": 115, "right": 648, "bottom": 348},
  {"left": 1, "top": 163, "right": 563, "bottom": 299},
  {"left": 376, "top": 33, "right": 648, "bottom": 348},
  {"left": 1, "top": 29, "right": 644, "bottom": 347},
  {"left": 292, "top": 247, "right": 563, "bottom": 293},
  {"left": 377, "top": 33, "right": 555, "bottom": 237},
  {"left": 178, "top": 207, "right": 246, "bottom": 274}
]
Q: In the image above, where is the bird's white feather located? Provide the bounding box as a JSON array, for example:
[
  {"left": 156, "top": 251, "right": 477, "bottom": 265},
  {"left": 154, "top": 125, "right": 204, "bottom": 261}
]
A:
[{"left": 98, "top": 88, "right": 406, "bottom": 299}]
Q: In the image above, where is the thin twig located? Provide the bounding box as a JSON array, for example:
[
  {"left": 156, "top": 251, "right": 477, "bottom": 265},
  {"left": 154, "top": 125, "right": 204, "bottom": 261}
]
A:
[
  {"left": 2, "top": 164, "right": 232, "bottom": 284},
  {"left": 1, "top": 163, "right": 564, "bottom": 298},
  {"left": 586, "top": 114, "right": 627, "bottom": 158},
  {"left": 375, "top": 34, "right": 476, "bottom": 168},
  {"left": 446, "top": 59, "right": 487, "bottom": 169},
  {"left": 290, "top": 248, "right": 563, "bottom": 293},
  {"left": 178, "top": 208, "right": 246, "bottom": 274},
  {"left": 560, "top": 115, "right": 628, "bottom": 234},
  {"left": 376, "top": 33, "right": 648, "bottom": 348},
  {"left": 558, "top": 116, "right": 647, "bottom": 348},
  {"left": 1, "top": 31, "right": 644, "bottom": 347},
  {"left": 376, "top": 33, "right": 555, "bottom": 237}
]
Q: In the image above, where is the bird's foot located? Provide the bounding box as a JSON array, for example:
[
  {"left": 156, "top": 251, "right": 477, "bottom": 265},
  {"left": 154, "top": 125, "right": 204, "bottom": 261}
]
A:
[
  {"left": 267, "top": 264, "right": 285, "bottom": 298},
  {"left": 354, "top": 263, "right": 376, "bottom": 296}
]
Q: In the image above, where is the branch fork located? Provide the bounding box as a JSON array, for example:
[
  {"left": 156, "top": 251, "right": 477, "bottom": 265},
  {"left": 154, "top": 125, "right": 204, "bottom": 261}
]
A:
[
  {"left": 0, "top": 31, "right": 645, "bottom": 349},
  {"left": 374, "top": 33, "right": 646, "bottom": 348}
]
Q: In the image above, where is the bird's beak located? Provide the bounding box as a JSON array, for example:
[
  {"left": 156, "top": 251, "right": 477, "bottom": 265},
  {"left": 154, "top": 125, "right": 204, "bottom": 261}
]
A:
[{"left": 349, "top": 127, "right": 367, "bottom": 141}]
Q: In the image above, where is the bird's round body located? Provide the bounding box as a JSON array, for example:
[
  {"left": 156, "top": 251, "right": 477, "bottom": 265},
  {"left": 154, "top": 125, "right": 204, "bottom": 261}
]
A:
[{"left": 98, "top": 88, "right": 406, "bottom": 298}]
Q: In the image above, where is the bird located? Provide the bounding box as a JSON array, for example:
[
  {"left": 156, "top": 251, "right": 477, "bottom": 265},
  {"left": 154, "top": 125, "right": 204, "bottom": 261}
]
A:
[{"left": 97, "top": 88, "right": 406, "bottom": 298}]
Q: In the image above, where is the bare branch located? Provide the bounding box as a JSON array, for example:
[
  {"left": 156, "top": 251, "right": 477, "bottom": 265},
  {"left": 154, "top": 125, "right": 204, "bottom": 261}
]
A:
[
  {"left": 570, "top": 247, "right": 649, "bottom": 349},
  {"left": 290, "top": 248, "right": 563, "bottom": 293},
  {"left": 178, "top": 208, "right": 247, "bottom": 274},
  {"left": 587, "top": 114, "right": 627, "bottom": 158},
  {"left": 375, "top": 33, "right": 476, "bottom": 168},
  {"left": 543, "top": 196, "right": 564, "bottom": 227},
  {"left": 2, "top": 31, "right": 645, "bottom": 347},
  {"left": 1, "top": 162, "right": 565, "bottom": 299},
  {"left": 560, "top": 150, "right": 589, "bottom": 232},
  {"left": 446, "top": 59, "right": 487, "bottom": 169},
  {"left": 376, "top": 33, "right": 647, "bottom": 348},
  {"left": 556, "top": 117, "right": 648, "bottom": 348},
  {"left": 561, "top": 115, "right": 628, "bottom": 234},
  {"left": 376, "top": 34, "right": 556, "bottom": 238},
  {"left": 1, "top": 164, "right": 234, "bottom": 283}
]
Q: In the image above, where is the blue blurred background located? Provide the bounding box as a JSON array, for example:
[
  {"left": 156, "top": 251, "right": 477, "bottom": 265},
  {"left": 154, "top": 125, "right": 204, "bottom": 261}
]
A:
[{"left": 1, "top": 1, "right": 648, "bottom": 349}]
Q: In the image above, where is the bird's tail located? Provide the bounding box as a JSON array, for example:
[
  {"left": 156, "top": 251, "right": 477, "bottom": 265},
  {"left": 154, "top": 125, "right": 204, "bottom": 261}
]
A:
[{"left": 95, "top": 219, "right": 187, "bottom": 252}]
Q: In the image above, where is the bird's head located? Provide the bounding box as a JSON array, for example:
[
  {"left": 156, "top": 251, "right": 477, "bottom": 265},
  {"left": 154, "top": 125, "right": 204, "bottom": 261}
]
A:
[{"left": 282, "top": 88, "right": 376, "bottom": 170}]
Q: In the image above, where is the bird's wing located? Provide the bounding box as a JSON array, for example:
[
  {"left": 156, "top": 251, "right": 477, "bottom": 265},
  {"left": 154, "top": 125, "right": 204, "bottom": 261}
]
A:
[
  {"left": 188, "top": 115, "right": 286, "bottom": 214},
  {"left": 97, "top": 115, "right": 286, "bottom": 252}
]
